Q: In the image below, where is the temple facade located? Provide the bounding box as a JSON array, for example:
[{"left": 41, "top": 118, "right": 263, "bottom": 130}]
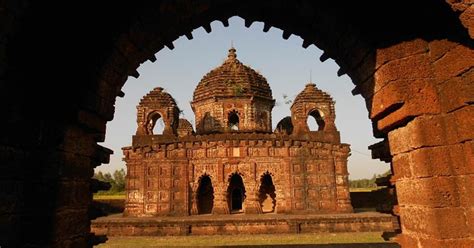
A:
[{"left": 124, "top": 48, "right": 352, "bottom": 217}]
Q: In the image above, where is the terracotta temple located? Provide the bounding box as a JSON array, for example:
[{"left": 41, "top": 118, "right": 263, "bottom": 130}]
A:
[{"left": 123, "top": 47, "right": 352, "bottom": 217}]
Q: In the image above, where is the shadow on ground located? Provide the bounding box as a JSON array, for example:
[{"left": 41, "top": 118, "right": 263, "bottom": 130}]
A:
[{"left": 214, "top": 244, "right": 399, "bottom": 248}]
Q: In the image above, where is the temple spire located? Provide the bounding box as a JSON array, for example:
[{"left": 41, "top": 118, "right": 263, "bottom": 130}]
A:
[{"left": 227, "top": 43, "right": 237, "bottom": 60}]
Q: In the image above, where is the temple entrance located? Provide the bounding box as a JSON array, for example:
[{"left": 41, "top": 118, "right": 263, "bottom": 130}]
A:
[
  {"left": 258, "top": 172, "right": 276, "bottom": 213},
  {"left": 231, "top": 188, "right": 243, "bottom": 210},
  {"left": 197, "top": 175, "right": 214, "bottom": 214},
  {"left": 227, "top": 173, "right": 246, "bottom": 213}
]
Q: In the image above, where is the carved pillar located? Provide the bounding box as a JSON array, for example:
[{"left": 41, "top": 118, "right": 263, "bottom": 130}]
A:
[
  {"left": 190, "top": 183, "right": 198, "bottom": 215},
  {"left": 212, "top": 185, "right": 229, "bottom": 214},
  {"left": 244, "top": 182, "right": 263, "bottom": 214}
]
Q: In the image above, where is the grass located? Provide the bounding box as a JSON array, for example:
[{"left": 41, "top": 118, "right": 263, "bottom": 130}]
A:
[
  {"left": 93, "top": 193, "right": 126, "bottom": 200},
  {"left": 97, "top": 232, "right": 391, "bottom": 247},
  {"left": 349, "top": 188, "right": 382, "bottom": 192}
]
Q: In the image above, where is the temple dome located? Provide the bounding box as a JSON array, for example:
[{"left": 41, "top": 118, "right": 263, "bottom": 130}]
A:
[
  {"left": 139, "top": 87, "right": 177, "bottom": 108},
  {"left": 192, "top": 47, "right": 272, "bottom": 103},
  {"left": 292, "top": 83, "right": 333, "bottom": 107}
]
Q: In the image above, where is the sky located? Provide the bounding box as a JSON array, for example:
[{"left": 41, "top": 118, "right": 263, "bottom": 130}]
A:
[{"left": 95, "top": 17, "right": 390, "bottom": 180}]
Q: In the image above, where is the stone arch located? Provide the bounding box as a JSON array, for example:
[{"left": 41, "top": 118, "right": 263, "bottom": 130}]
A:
[
  {"left": 196, "top": 174, "right": 214, "bottom": 214},
  {"left": 275, "top": 116, "right": 294, "bottom": 135},
  {"left": 1, "top": 1, "right": 473, "bottom": 247},
  {"left": 226, "top": 172, "right": 246, "bottom": 212},
  {"left": 258, "top": 171, "right": 277, "bottom": 213},
  {"left": 306, "top": 108, "right": 325, "bottom": 131},
  {"left": 146, "top": 111, "right": 164, "bottom": 134}
]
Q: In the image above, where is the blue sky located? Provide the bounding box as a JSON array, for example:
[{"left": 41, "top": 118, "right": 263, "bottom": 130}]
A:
[{"left": 96, "top": 17, "right": 390, "bottom": 179}]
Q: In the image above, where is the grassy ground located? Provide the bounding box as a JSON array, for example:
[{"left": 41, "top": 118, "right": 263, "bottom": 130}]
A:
[
  {"left": 97, "top": 232, "right": 391, "bottom": 247},
  {"left": 349, "top": 188, "right": 380, "bottom": 192},
  {"left": 93, "top": 194, "right": 126, "bottom": 200}
]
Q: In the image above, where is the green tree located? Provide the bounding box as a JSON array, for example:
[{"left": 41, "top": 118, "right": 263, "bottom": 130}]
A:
[{"left": 93, "top": 169, "right": 126, "bottom": 194}]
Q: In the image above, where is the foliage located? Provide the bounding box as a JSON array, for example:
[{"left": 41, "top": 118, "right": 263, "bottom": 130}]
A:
[
  {"left": 232, "top": 84, "right": 244, "bottom": 96},
  {"left": 282, "top": 94, "right": 293, "bottom": 105},
  {"left": 94, "top": 169, "right": 126, "bottom": 194},
  {"left": 349, "top": 170, "right": 391, "bottom": 189}
]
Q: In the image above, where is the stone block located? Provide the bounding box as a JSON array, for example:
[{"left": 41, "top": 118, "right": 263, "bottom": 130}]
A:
[
  {"left": 388, "top": 115, "right": 445, "bottom": 155},
  {"left": 396, "top": 177, "right": 460, "bottom": 208},
  {"left": 391, "top": 153, "right": 411, "bottom": 180},
  {"left": 437, "top": 71, "right": 474, "bottom": 113},
  {"left": 400, "top": 206, "right": 469, "bottom": 239},
  {"left": 418, "top": 236, "right": 474, "bottom": 248},
  {"left": 375, "top": 39, "right": 428, "bottom": 68},
  {"left": 407, "top": 144, "right": 472, "bottom": 178},
  {"left": 374, "top": 53, "right": 432, "bottom": 93},
  {"left": 457, "top": 175, "right": 474, "bottom": 207},
  {"left": 433, "top": 44, "right": 474, "bottom": 83},
  {"left": 371, "top": 78, "right": 440, "bottom": 132},
  {"left": 428, "top": 39, "right": 458, "bottom": 62}
]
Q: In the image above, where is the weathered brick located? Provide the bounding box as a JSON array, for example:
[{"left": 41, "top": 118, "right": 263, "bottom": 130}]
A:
[
  {"left": 400, "top": 206, "right": 469, "bottom": 239},
  {"left": 371, "top": 78, "right": 440, "bottom": 131},
  {"left": 396, "top": 177, "right": 460, "bottom": 207},
  {"left": 391, "top": 153, "right": 411, "bottom": 180},
  {"left": 418, "top": 237, "right": 474, "bottom": 248},
  {"left": 457, "top": 175, "right": 474, "bottom": 207},
  {"left": 428, "top": 39, "right": 458, "bottom": 62},
  {"left": 408, "top": 143, "right": 472, "bottom": 178},
  {"left": 438, "top": 70, "right": 474, "bottom": 113},
  {"left": 433, "top": 44, "right": 474, "bottom": 83},
  {"left": 459, "top": 5, "right": 474, "bottom": 38},
  {"left": 388, "top": 115, "right": 446, "bottom": 155},
  {"left": 375, "top": 39, "right": 428, "bottom": 68},
  {"left": 374, "top": 53, "right": 433, "bottom": 93}
]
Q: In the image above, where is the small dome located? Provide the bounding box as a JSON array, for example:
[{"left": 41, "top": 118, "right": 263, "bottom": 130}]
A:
[
  {"left": 177, "top": 118, "right": 194, "bottom": 137},
  {"left": 139, "top": 87, "right": 177, "bottom": 108},
  {"left": 275, "top": 116, "right": 293, "bottom": 135},
  {"left": 193, "top": 47, "right": 272, "bottom": 103},
  {"left": 292, "top": 83, "right": 333, "bottom": 107}
]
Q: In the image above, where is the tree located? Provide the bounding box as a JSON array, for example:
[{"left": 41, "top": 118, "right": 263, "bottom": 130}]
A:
[{"left": 93, "top": 169, "right": 126, "bottom": 194}]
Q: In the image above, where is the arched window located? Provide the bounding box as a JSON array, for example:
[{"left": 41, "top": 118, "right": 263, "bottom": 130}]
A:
[
  {"left": 258, "top": 111, "right": 269, "bottom": 130},
  {"left": 307, "top": 109, "right": 325, "bottom": 131},
  {"left": 197, "top": 175, "right": 214, "bottom": 214},
  {"left": 228, "top": 110, "right": 239, "bottom": 131},
  {"left": 227, "top": 173, "right": 246, "bottom": 212},
  {"left": 258, "top": 172, "right": 276, "bottom": 213},
  {"left": 147, "top": 112, "right": 165, "bottom": 134}
]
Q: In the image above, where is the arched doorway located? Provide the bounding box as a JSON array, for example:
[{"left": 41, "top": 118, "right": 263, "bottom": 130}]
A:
[
  {"left": 2, "top": 1, "right": 471, "bottom": 247},
  {"left": 227, "top": 173, "right": 246, "bottom": 213},
  {"left": 258, "top": 172, "right": 276, "bottom": 213},
  {"left": 197, "top": 175, "right": 214, "bottom": 214}
]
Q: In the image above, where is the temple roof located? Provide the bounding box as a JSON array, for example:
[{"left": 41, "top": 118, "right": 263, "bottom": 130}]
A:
[
  {"left": 138, "top": 87, "right": 177, "bottom": 108},
  {"left": 292, "top": 83, "right": 333, "bottom": 107},
  {"left": 192, "top": 47, "right": 273, "bottom": 103}
]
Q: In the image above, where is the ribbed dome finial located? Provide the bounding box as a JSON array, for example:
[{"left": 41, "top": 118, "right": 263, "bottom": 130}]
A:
[{"left": 227, "top": 47, "right": 237, "bottom": 60}]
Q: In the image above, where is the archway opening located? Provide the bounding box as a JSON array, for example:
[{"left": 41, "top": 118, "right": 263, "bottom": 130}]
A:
[
  {"left": 197, "top": 175, "right": 214, "bottom": 214},
  {"left": 147, "top": 112, "right": 165, "bottom": 135},
  {"left": 258, "top": 172, "right": 276, "bottom": 213},
  {"left": 228, "top": 110, "right": 239, "bottom": 131},
  {"left": 227, "top": 173, "right": 246, "bottom": 213},
  {"left": 307, "top": 110, "right": 325, "bottom": 131}
]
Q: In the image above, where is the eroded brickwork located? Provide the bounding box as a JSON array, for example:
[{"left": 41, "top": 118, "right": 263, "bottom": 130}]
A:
[
  {"left": 124, "top": 48, "right": 352, "bottom": 217},
  {"left": 1, "top": 1, "right": 472, "bottom": 247}
]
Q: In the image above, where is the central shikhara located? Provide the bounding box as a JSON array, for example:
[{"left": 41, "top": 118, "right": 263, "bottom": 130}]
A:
[{"left": 124, "top": 47, "right": 352, "bottom": 217}]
